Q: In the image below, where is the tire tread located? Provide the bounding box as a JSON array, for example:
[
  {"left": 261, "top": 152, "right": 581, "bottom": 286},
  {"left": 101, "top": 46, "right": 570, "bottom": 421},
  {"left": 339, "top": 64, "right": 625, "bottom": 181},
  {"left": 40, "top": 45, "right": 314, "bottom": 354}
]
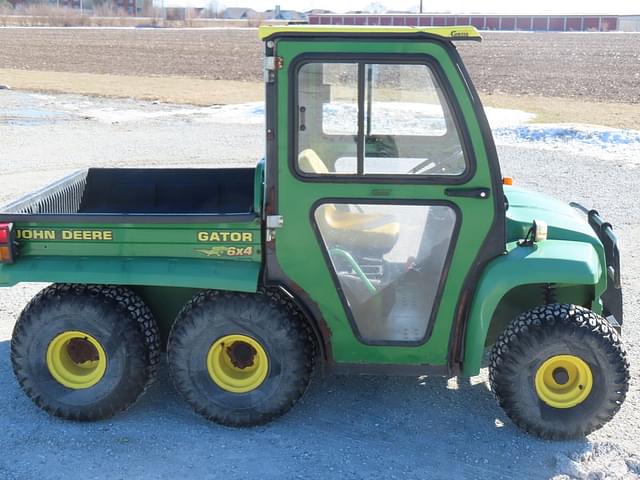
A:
[
  {"left": 489, "top": 304, "right": 629, "bottom": 440},
  {"left": 11, "top": 283, "right": 160, "bottom": 421},
  {"left": 168, "top": 288, "right": 316, "bottom": 427}
]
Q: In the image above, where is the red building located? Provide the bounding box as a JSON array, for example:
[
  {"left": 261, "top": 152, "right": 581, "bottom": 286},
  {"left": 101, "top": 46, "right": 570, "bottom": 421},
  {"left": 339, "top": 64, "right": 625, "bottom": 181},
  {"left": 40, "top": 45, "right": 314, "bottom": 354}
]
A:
[{"left": 309, "top": 14, "right": 620, "bottom": 32}]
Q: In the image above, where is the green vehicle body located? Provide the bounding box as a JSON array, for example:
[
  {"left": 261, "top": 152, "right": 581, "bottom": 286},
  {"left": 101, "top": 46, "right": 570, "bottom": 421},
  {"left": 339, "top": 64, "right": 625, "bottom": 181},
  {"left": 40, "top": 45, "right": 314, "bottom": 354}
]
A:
[{"left": 0, "top": 26, "right": 621, "bottom": 377}]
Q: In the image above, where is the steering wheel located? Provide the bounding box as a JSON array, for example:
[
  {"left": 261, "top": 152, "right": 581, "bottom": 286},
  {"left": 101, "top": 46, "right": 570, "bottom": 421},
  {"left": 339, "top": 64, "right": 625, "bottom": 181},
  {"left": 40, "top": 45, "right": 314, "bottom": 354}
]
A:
[
  {"left": 406, "top": 147, "right": 465, "bottom": 175},
  {"left": 366, "top": 135, "right": 399, "bottom": 158},
  {"left": 407, "top": 158, "right": 436, "bottom": 175}
]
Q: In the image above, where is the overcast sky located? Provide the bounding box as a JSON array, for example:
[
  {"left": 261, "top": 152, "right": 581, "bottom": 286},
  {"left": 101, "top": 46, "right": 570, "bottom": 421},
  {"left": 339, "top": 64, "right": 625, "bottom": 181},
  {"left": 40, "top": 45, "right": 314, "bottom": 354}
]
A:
[{"left": 217, "top": 0, "right": 637, "bottom": 14}]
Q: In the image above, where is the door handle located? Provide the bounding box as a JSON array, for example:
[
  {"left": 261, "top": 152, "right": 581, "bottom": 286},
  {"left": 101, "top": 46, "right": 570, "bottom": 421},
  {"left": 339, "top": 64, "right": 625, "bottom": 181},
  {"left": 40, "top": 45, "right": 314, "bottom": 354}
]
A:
[{"left": 444, "top": 188, "right": 490, "bottom": 199}]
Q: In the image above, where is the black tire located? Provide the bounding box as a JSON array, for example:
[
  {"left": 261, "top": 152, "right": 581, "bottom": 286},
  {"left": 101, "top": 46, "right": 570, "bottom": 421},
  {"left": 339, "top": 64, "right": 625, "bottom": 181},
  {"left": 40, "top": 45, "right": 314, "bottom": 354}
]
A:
[
  {"left": 168, "top": 289, "right": 315, "bottom": 427},
  {"left": 11, "top": 283, "right": 161, "bottom": 420},
  {"left": 489, "top": 304, "right": 629, "bottom": 440}
]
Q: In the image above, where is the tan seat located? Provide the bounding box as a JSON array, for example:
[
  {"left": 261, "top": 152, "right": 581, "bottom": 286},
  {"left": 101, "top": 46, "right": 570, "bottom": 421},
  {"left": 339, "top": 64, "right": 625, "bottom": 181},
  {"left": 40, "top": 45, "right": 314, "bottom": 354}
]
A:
[
  {"left": 299, "top": 148, "right": 331, "bottom": 175},
  {"left": 299, "top": 149, "right": 400, "bottom": 253}
]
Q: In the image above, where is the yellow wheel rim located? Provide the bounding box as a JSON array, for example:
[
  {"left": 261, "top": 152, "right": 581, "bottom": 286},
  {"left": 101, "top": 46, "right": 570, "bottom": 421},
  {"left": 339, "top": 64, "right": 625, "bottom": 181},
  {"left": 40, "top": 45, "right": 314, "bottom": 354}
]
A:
[
  {"left": 207, "top": 334, "right": 269, "bottom": 394},
  {"left": 46, "top": 331, "right": 107, "bottom": 390},
  {"left": 535, "top": 355, "right": 593, "bottom": 409}
]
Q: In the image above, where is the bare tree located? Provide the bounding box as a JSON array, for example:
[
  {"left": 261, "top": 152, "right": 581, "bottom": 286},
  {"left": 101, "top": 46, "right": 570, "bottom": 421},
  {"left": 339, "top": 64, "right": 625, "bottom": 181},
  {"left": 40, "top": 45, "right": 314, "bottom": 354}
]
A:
[{"left": 364, "top": 2, "right": 387, "bottom": 14}]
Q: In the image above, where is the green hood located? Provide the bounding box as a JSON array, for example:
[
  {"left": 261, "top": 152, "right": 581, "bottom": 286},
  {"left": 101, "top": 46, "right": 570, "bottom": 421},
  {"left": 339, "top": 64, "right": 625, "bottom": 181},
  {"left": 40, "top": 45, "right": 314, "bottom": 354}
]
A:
[{"left": 504, "top": 186, "right": 599, "bottom": 244}]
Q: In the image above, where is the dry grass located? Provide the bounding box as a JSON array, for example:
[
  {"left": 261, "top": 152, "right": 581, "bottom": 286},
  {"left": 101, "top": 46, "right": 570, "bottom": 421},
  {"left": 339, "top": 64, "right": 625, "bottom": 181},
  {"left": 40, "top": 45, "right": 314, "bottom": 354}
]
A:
[
  {"left": 481, "top": 94, "right": 640, "bottom": 130},
  {"left": 0, "top": 6, "right": 275, "bottom": 27},
  {"left": 0, "top": 69, "right": 264, "bottom": 105},
  {"left": 0, "top": 5, "right": 137, "bottom": 27}
]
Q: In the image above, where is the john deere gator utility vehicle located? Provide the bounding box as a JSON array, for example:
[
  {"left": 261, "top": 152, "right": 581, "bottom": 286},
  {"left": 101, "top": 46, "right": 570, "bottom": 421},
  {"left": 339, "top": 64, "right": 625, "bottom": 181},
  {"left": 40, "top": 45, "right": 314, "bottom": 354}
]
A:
[{"left": 2, "top": 25, "right": 628, "bottom": 440}]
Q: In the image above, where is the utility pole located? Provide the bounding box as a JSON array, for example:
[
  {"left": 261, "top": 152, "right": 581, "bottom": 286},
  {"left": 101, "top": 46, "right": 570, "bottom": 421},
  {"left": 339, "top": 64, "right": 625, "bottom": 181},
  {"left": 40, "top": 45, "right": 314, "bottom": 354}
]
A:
[{"left": 419, "top": 0, "right": 423, "bottom": 13}]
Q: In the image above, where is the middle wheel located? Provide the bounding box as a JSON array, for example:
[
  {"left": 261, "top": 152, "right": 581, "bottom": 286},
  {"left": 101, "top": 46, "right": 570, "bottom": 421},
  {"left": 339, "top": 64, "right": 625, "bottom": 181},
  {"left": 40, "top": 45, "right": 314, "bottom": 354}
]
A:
[{"left": 168, "top": 290, "right": 315, "bottom": 426}]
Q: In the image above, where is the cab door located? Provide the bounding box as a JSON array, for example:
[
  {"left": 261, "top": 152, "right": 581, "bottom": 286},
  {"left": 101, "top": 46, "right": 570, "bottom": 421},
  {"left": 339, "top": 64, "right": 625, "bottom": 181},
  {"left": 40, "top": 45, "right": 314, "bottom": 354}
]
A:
[{"left": 265, "top": 36, "right": 504, "bottom": 369}]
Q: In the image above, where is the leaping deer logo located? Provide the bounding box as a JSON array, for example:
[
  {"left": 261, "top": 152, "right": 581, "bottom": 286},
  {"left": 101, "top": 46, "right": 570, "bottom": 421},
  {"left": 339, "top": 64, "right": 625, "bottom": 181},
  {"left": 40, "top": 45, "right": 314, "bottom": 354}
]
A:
[{"left": 195, "top": 246, "right": 228, "bottom": 257}]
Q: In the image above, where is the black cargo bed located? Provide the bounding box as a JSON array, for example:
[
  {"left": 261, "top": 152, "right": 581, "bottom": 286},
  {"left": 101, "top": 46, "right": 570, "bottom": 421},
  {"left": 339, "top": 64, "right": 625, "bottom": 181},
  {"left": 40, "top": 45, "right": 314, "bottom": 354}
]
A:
[{"left": 0, "top": 168, "right": 258, "bottom": 223}]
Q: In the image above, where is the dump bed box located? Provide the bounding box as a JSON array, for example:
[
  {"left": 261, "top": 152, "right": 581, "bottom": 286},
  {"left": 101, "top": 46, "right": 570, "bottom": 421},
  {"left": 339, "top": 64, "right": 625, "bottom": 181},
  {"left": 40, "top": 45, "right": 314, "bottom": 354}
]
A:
[{"left": 0, "top": 167, "right": 264, "bottom": 290}]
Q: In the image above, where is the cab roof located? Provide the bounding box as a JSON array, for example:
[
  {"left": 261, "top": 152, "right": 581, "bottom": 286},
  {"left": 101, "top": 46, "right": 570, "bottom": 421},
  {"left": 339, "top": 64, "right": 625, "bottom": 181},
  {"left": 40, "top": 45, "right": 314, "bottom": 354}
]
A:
[{"left": 258, "top": 25, "right": 481, "bottom": 42}]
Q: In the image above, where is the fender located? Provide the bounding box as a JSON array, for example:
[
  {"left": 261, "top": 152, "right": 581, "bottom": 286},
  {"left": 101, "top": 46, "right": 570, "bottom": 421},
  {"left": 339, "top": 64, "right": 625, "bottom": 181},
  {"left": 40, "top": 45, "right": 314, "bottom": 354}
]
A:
[
  {"left": 0, "top": 256, "right": 260, "bottom": 293},
  {"left": 462, "top": 240, "right": 603, "bottom": 376}
]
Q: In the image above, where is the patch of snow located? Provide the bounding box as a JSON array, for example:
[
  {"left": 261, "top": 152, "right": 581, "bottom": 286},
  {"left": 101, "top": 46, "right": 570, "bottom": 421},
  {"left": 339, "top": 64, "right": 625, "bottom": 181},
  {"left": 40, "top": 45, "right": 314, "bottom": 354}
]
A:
[
  {"left": 495, "top": 123, "right": 640, "bottom": 164},
  {"left": 27, "top": 93, "right": 57, "bottom": 101},
  {"left": 322, "top": 102, "right": 448, "bottom": 136},
  {"left": 81, "top": 102, "right": 265, "bottom": 124},
  {"left": 495, "top": 124, "right": 640, "bottom": 146},
  {"left": 484, "top": 106, "right": 535, "bottom": 128},
  {"left": 21, "top": 93, "right": 640, "bottom": 165},
  {"left": 78, "top": 100, "right": 535, "bottom": 136}
]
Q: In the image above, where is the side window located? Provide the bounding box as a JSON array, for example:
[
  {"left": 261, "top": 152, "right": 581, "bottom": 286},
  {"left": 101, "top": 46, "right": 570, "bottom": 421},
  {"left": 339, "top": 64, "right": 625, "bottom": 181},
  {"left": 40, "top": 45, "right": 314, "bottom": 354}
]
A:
[
  {"left": 296, "top": 60, "right": 467, "bottom": 177},
  {"left": 314, "top": 202, "right": 457, "bottom": 343}
]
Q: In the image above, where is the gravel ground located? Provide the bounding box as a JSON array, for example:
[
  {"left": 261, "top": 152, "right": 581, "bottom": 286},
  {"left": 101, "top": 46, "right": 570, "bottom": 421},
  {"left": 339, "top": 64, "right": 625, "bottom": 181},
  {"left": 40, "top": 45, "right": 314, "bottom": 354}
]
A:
[
  {"left": 0, "top": 91, "right": 639, "bottom": 480},
  {"left": 0, "top": 29, "right": 639, "bottom": 103}
]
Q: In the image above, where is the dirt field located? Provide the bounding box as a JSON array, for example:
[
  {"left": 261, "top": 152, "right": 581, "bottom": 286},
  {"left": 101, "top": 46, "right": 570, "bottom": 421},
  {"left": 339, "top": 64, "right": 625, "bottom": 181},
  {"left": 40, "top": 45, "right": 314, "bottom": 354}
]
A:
[
  {"left": 459, "top": 33, "right": 640, "bottom": 104},
  {"left": 1, "top": 28, "right": 639, "bottom": 128},
  {"left": 0, "top": 28, "right": 262, "bottom": 81}
]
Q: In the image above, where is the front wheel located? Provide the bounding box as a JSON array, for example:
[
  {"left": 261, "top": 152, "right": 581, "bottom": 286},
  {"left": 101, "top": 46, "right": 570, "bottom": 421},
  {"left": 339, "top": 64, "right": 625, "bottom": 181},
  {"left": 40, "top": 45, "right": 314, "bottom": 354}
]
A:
[{"left": 489, "top": 304, "right": 629, "bottom": 440}]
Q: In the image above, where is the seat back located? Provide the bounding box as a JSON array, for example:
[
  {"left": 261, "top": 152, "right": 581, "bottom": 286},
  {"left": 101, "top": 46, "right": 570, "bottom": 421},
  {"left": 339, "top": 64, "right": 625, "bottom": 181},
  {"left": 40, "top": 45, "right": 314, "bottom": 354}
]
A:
[
  {"left": 298, "top": 149, "right": 341, "bottom": 229},
  {"left": 298, "top": 148, "right": 329, "bottom": 174}
]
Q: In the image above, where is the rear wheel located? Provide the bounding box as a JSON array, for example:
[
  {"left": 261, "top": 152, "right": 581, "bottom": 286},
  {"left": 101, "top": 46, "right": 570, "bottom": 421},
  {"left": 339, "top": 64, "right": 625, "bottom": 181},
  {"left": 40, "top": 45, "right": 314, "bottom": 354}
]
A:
[
  {"left": 168, "top": 290, "right": 315, "bottom": 426},
  {"left": 489, "top": 304, "right": 629, "bottom": 440},
  {"left": 11, "top": 284, "right": 160, "bottom": 420}
]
